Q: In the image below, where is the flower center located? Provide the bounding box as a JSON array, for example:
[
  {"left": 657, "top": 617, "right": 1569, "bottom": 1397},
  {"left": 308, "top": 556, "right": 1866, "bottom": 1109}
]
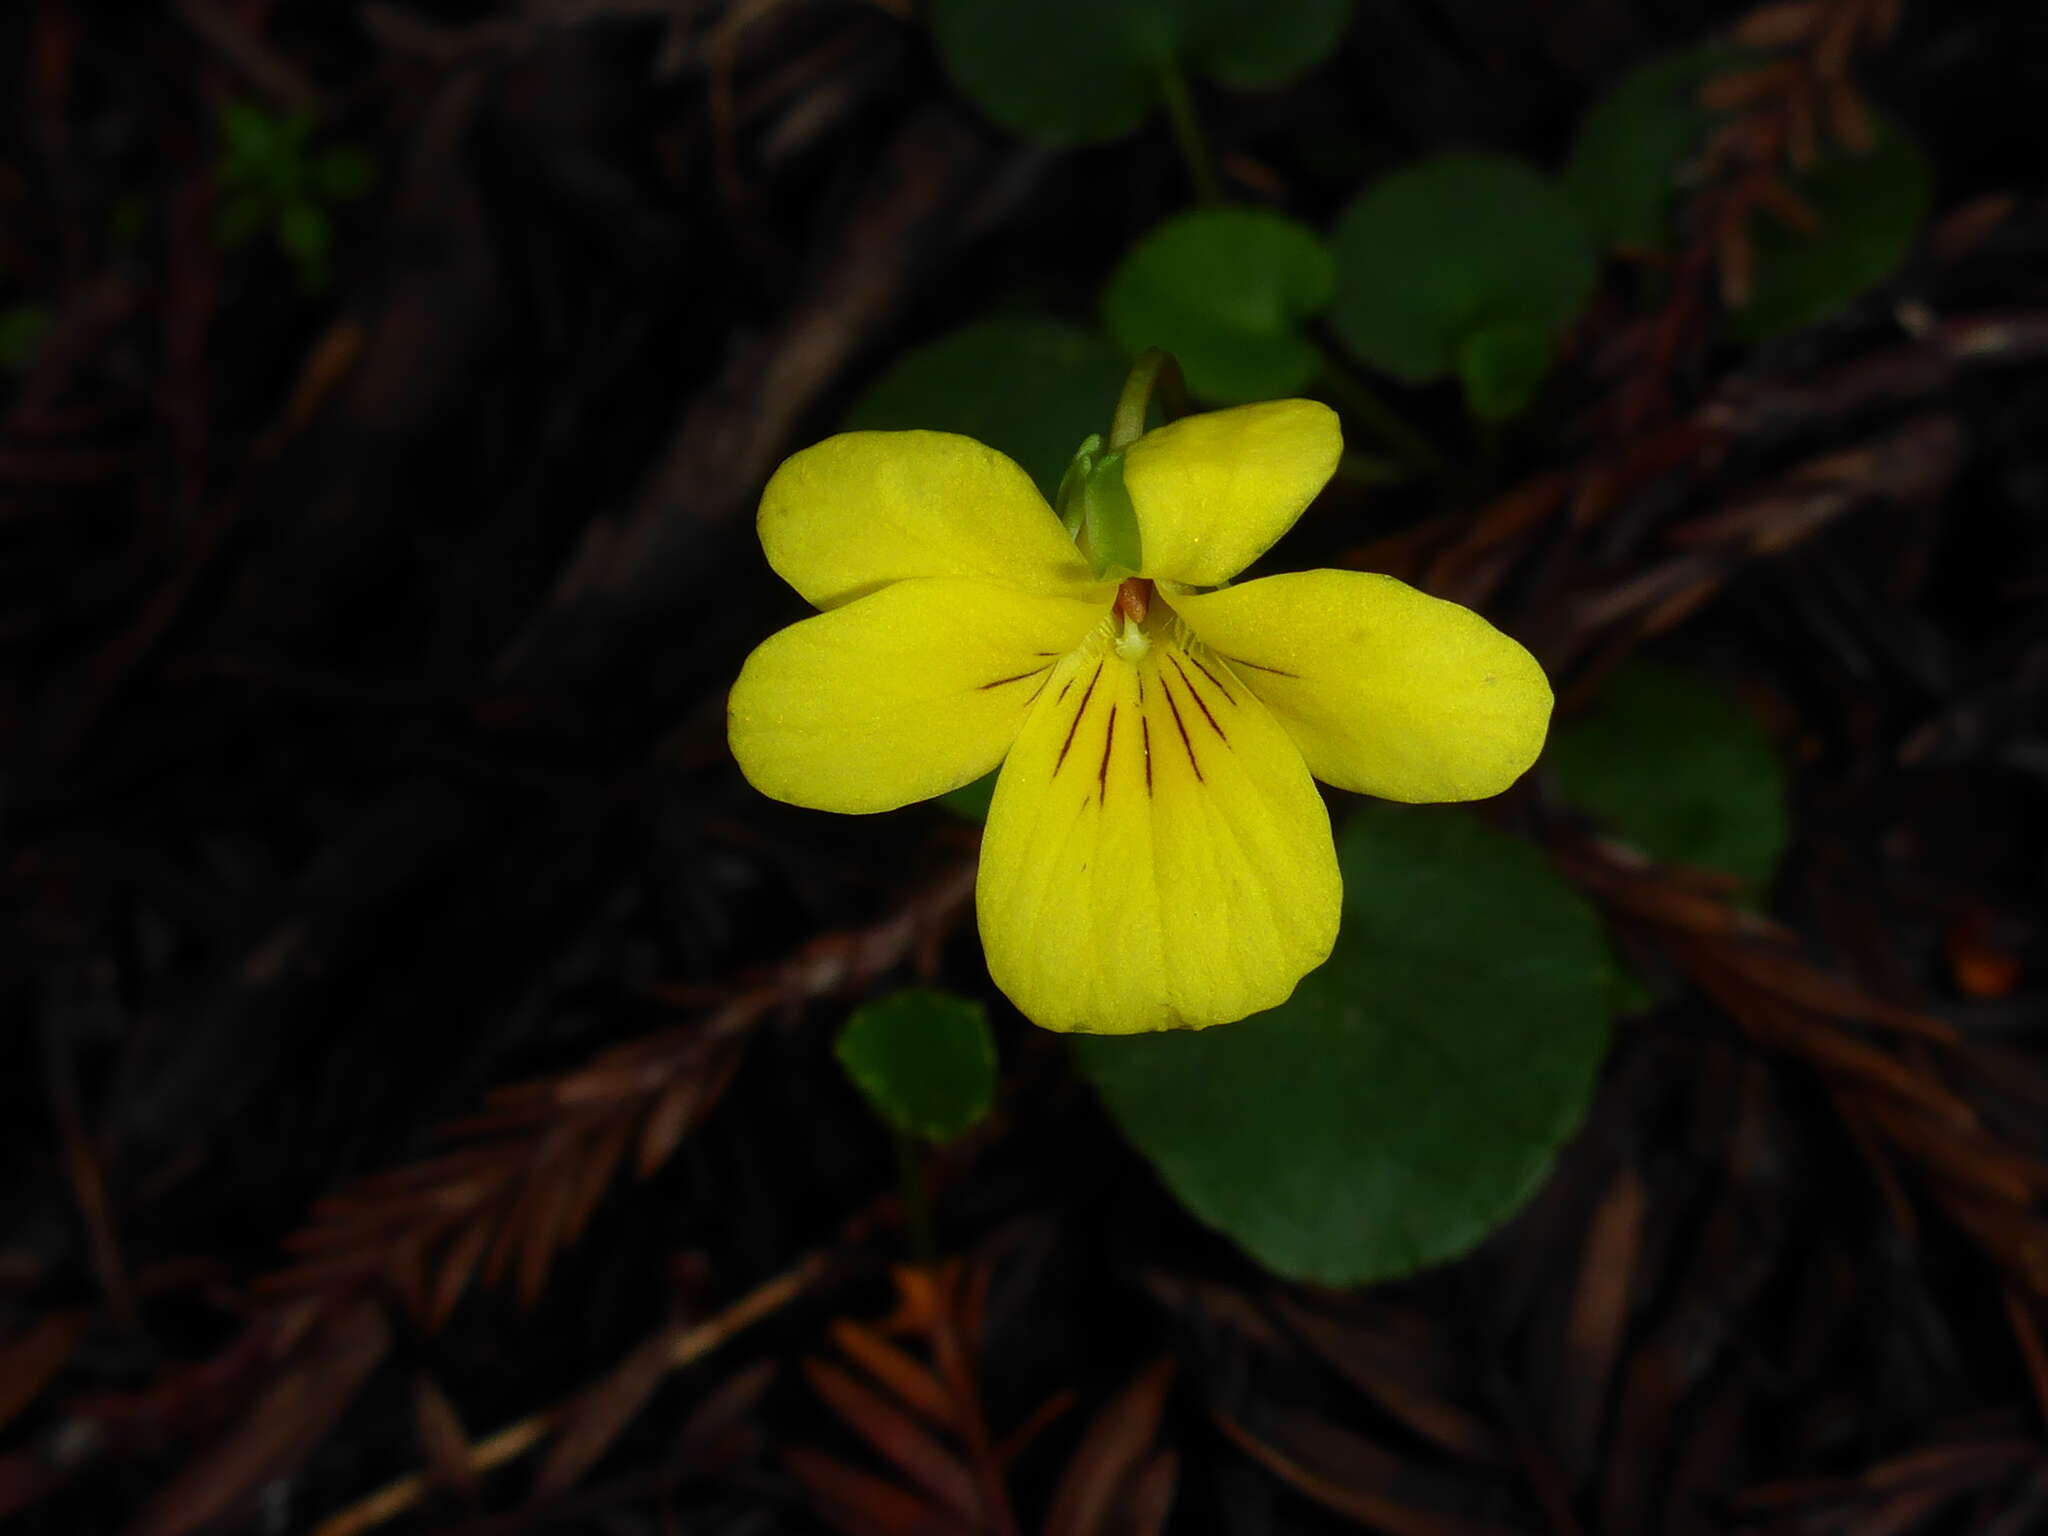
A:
[{"left": 1113, "top": 578, "right": 1154, "bottom": 661}]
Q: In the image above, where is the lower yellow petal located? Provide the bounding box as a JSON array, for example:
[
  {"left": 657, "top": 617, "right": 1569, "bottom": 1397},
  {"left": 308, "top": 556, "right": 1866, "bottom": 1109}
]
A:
[
  {"left": 729, "top": 578, "right": 1108, "bottom": 814},
  {"left": 977, "top": 621, "right": 1339, "bottom": 1034},
  {"left": 1173, "top": 570, "right": 1552, "bottom": 803}
]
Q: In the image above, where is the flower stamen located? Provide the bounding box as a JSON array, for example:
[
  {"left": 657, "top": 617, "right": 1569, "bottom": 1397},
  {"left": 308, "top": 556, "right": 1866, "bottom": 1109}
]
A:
[{"left": 1115, "top": 578, "right": 1152, "bottom": 623}]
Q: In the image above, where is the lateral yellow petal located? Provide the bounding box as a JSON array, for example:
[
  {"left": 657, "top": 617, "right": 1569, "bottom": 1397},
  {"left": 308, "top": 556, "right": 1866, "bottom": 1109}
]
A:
[
  {"left": 1173, "top": 570, "right": 1552, "bottom": 803},
  {"left": 728, "top": 578, "right": 1107, "bottom": 814},
  {"left": 977, "top": 624, "right": 1339, "bottom": 1034},
  {"left": 1121, "top": 400, "right": 1341, "bottom": 587},
  {"left": 760, "top": 431, "right": 1104, "bottom": 610}
]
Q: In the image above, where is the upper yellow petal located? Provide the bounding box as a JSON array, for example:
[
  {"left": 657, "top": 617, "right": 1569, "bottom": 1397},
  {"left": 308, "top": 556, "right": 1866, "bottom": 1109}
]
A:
[
  {"left": 976, "top": 620, "right": 1340, "bottom": 1034},
  {"left": 1173, "top": 570, "right": 1552, "bottom": 803},
  {"left": 728, "top": 578, "right": 1108, "bottom": 814},
  {"left": 1121, "top": 400, "right": 1342, "bottom": 587},
  {"left": 760, "top": 431, "right": 1102, "bottom": 610}
]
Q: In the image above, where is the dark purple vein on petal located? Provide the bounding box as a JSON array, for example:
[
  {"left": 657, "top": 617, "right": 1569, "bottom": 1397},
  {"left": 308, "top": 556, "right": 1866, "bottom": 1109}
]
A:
[
  {"left": 1053, "top": 662, "right": 1104, "bottom": 778},
  {"left": 977, "top": 661, "right": 1055, "bottom": 690},
  {"left": 1168, "top": 655, "right": 1229, "bottom": 745},
  {"left": 1189, "top": 654, "right": 1237, "bottom": 705},
  {"left": 1159, "top": 673, "right": 1203, "bottom": 782},
  {"left": 1220, "top": 653, "right": 1300, "bottom": 679},
  {"left": 1141, "top": 716, "right": 1153, "bottom": 797},
  {"left": 1097, "top": 704, "right": 1117, "bottom": 804}
]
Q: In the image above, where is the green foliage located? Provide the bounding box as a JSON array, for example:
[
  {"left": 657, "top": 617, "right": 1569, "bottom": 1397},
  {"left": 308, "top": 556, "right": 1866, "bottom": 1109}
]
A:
[
  {"left": 846, "top": 316, "right": 1126, "bottom": 500},
  {"left": 1564, "top": 47, "right": 1929, "bottom": 336},
  {"left": 1564, "top": 46, "right": 1733, "bottom": 251},
  {"left": 214, "top": 101, "right": 374, "bottom": 294},
  {"left": 1549, "top": 660, "right": 1789, "bottom": 894},
  {"left": 1329, "top": 153, "right": 1596, "bottom": 418},
  {"left": 1103, "top": 207, "right": 1334, "bottom": 402},
  {"left": 836, "top": 990, "right": 999, "bottom": 1143},
  {"left": 1456, "top": 321, "right": 1553, "bottom": 422},
  {"left": 1735, "top": 119, "right": 1931, "bottom": 341},
  {"left": 926, "top": 0, "right": 1351, "bottom": 146},
  {"left": 0, "top": 303, "right": 50, "bottom": 373},
  {"left": 1076, "top": 804, "right": 1613, "bottom": 1285}
]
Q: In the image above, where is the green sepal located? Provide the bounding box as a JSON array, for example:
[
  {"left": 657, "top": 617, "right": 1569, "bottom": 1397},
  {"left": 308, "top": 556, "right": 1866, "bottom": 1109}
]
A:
[
  {"left": 1076, "top": 450, "right": 1142, "bottom": 578},
  {"left": 1055, "top": 432, "right": 1104, "bottom": 536}
]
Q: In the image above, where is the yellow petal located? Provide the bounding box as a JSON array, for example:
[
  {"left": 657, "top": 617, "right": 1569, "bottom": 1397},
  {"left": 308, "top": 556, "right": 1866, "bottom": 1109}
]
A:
[
  {"left": 1173, "top": 570, "right": 1552, "bottom": 803},
  {"left": 1121, "top": 400, "right": 1342, "bottom": 587},
  {"left": 729, "top": 578, "right": 1108, "bottom": 814},
  {"left": 977, "top": 623, "right": 1339, "bottom": 1033},
  {"left": 760, "top": 431, "right": 1103, "bottom": 610}
]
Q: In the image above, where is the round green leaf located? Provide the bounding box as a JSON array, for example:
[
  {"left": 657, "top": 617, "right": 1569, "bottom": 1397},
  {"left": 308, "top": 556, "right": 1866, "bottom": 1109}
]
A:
[
  {"left": 1104, "top": 208, "right": 1334, "bottom": 403},
  {"left": 926, "top": 0, "right": 1352, "bottom": 146},
  {"left": 836, "top": 989, "right": 998, "bottom": 1143},
  {"left": 1330, "top": 152, "right": 1597, "bottom": 383},
  {"left": 1455, "top": 321, "right": 1551, "bottom": 421},
  {"left": 1549, "top": 660, "right": 1789, "bottom": 894},
  {"left": 927, "top": 0, "right": 1156, "bottom": 144},
  {"left": 1734, "top": 118, "right": 1930, "bottom": 342},
  {"left": 1563, "top": 46, "right": 1734, "bottom": 252},
  {"left": 845, "top": 316, "right": 1125, "bottom": 501},
  {"left": 1076, "top": 805, "right": 1613, "bottom": 1285},
  {"left": 1177, "top": 0, "right": 1353, "bottom": 90}
]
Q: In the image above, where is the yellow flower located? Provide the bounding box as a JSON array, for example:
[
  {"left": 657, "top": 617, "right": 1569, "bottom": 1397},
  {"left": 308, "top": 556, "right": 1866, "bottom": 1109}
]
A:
[{"left": 728, "top": 400, "right": 1552, "bottom": 1034}]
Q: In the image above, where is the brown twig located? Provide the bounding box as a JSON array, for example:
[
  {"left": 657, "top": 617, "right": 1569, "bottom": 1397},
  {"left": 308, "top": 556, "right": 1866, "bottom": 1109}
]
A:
[
  {"left": 262, "top": 860, "right": 976, "bottom": 1317},
  {"left": 1556, "top": 838, "right": 2048, "bottom": 1306},
  {"left": 306, "top": 1255, "right": 824, "bottom": 1536}
]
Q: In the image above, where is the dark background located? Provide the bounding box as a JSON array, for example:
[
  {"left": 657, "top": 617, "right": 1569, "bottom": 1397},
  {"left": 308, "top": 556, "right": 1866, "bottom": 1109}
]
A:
[{"left": 5, "top": 1, "right": 2048, "bottom": 1532}]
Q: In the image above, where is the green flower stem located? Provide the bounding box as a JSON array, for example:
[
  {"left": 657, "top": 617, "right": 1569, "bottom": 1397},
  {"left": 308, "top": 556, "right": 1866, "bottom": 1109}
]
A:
[
  {"left": 894, "top": 1127, "right": 937, "bottom": 1264},
  {"left": 1109, "top": 347, "right": 1190, "bottom": 451},
  {"left": 1310, "top": 338, "right": 1446, "bottom": 478},
  {"left": 1155, "top": 58, "right": 1222, "bottom": 205}
]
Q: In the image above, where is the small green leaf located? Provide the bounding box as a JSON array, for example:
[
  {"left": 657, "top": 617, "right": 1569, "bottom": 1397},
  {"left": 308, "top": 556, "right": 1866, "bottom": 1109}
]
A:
[
  {"left": 313, "top": 146, "right": 376, "bottom": 202},
  {"left": 1077, "top": 804, "right": 1613, "bottom": 1285},
  {"left": 938, "top": 771, "right": 1000, "bottom": 823},
  {"left": 218, "top": 100, "right": 279, "bottom": 163},
  {"left": 837, "top": 990, "right": 998, "bottom": 1143},
  {"left": 1455, "top": 321, "right": 1552, "bottom": 421},
  {"left": 1103, "top": 208, "right": 1334, "bottom": 403},
  {"left": 0, "top": 303, "right": 50, "bottom": 373},
  {"left": 1734, "top": 118, "right": 1930, "bottom": 341},
  {"left": 1330, "top": 152, "right": 1596, "bottom": 384},
  {"left": 1564, "top": 46, "right": 1735, "bottom": 252},
  {"left": 926, "top": 0, "right": 1351, "bottom": 146},
  {"left": 1549, "top": 660, "right": 1789, "bottom": 894},
  {"left": 277, "top": 199, "right": 333, "bottom": 293},
  {"left": 846, "top": 316, "right": 1126, "bottom": 501}
]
